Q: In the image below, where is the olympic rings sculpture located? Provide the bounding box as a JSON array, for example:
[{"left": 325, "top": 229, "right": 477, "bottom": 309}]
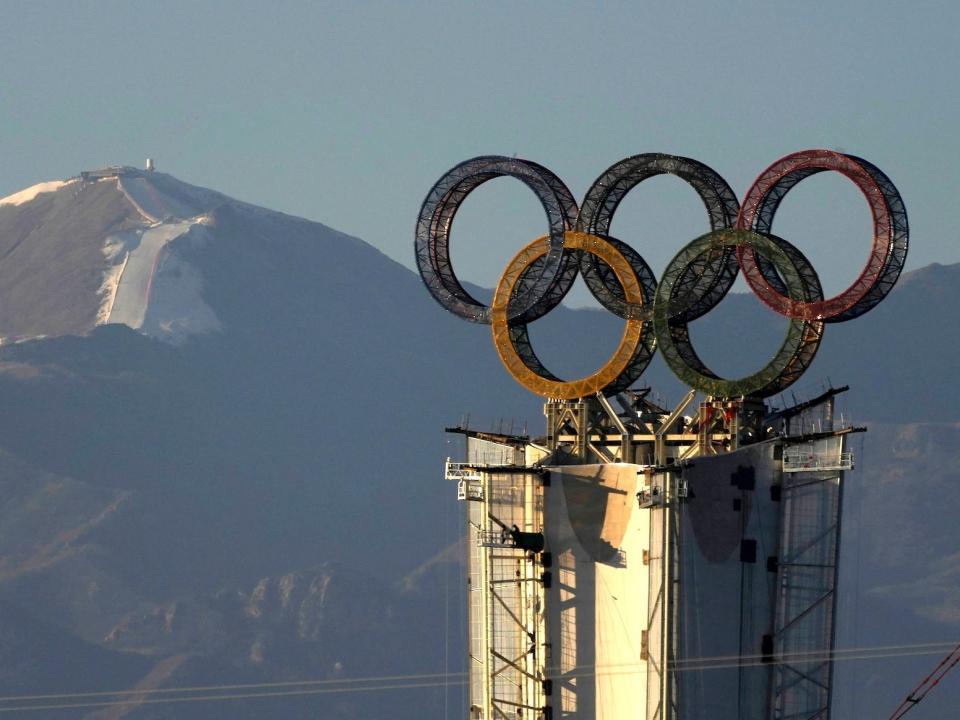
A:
[{"left": 415, "top": 151, "right": 908, "bottom": 400}]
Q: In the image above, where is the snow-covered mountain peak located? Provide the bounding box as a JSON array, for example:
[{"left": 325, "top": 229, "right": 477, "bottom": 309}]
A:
[{"left": 0, "top": 166, "right": 346, "bottom": 346}]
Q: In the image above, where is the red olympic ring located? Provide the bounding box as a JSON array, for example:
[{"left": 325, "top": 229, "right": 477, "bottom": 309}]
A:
[{"left": 736, "top": 149, "right": 897, "bottom": 321}]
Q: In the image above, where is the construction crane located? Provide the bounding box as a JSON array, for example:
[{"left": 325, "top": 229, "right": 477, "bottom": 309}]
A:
[{"left": 887, "top": 642, "right": 960, "bottom": 719}]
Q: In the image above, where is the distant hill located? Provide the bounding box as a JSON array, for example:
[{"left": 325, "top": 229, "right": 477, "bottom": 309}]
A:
[{"left": 0, "top": 169, "right": 955, "bottom": 717}]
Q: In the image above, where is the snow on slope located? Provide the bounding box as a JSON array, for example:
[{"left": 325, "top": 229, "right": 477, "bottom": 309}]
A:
[
  {"left": 97, "top": 173, "right": 223, "bottom": 342},
  {"left": 98, "top": 217, "right": 221, "bottom": 344},
  {"left": 97, "top": 230, "right": 138, "bottom": 325},
  {"left": 0, "top": 179, "right": 77, "bottom": 207},
  {"left": 140, "top": 225, "right": 222, "bottom": 344},
  {"left": 105, "top": 220, "right": 197, "bottom": 329},
  {"left": 118, "top": 175, "right": 201, "bottom": 223},
  {"left": 1, "top": 166, "right": 307, "bottom": 345}
]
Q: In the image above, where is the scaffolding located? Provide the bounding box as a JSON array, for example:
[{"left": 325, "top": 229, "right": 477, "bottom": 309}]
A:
[
  {"left": 459, "top": 437, "right": 548, "bottom": 720},
  {"left": 771, "top": 435, "right": 848, "bottom": 719}
]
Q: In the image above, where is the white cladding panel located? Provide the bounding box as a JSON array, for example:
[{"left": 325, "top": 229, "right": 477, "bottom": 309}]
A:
[{"left": 544, "top": 463, "right": 651, "bottom": 720}]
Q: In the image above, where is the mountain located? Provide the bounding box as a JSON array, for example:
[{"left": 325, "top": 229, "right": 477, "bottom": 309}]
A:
[{"left": 0, "top": 168, "right": 956, "bottom": 717}]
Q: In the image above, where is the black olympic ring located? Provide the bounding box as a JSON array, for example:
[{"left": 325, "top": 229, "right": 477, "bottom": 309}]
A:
[{"left": 414, "top": 151, "right": 908, "bottom": 399}]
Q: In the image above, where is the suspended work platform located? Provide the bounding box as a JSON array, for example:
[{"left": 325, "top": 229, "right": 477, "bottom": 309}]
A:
[{"left": 783, "top": 445, "right": 854, "bottom": 472}]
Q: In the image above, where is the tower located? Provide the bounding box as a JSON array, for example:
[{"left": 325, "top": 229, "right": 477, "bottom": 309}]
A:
[
  {"left": 415, "top": 150, "right": 907, "bottom": 719},
  {"left": 447, "top": 389, "right": 854, "bottom": 720}
]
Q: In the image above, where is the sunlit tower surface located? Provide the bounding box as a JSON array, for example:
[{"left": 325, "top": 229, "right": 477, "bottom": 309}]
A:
[{"left": 415, "top": 150, "right": 907, "bottom": 720}]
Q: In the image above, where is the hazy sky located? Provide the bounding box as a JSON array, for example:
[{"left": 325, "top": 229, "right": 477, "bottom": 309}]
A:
[{"left": 1, "top": 1, "right": 956, "bottom": 304}]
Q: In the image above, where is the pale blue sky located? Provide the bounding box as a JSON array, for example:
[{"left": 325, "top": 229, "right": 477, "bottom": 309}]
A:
[{"left": 1, "top": 1, "right": 956, "bottom": 303}]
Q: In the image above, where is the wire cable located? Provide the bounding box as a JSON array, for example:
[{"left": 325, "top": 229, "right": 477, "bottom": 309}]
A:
[
  {"left": 0, "top": 679, "right": 470, "bottom": 715},
  {"left": 0, "top": 638, "right": 955, "bottom": 713}
]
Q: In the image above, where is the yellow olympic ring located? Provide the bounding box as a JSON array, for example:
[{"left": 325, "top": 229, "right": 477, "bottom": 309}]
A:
[{"left": 491, "top": 231, "right": 647, "bottom": 400}]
